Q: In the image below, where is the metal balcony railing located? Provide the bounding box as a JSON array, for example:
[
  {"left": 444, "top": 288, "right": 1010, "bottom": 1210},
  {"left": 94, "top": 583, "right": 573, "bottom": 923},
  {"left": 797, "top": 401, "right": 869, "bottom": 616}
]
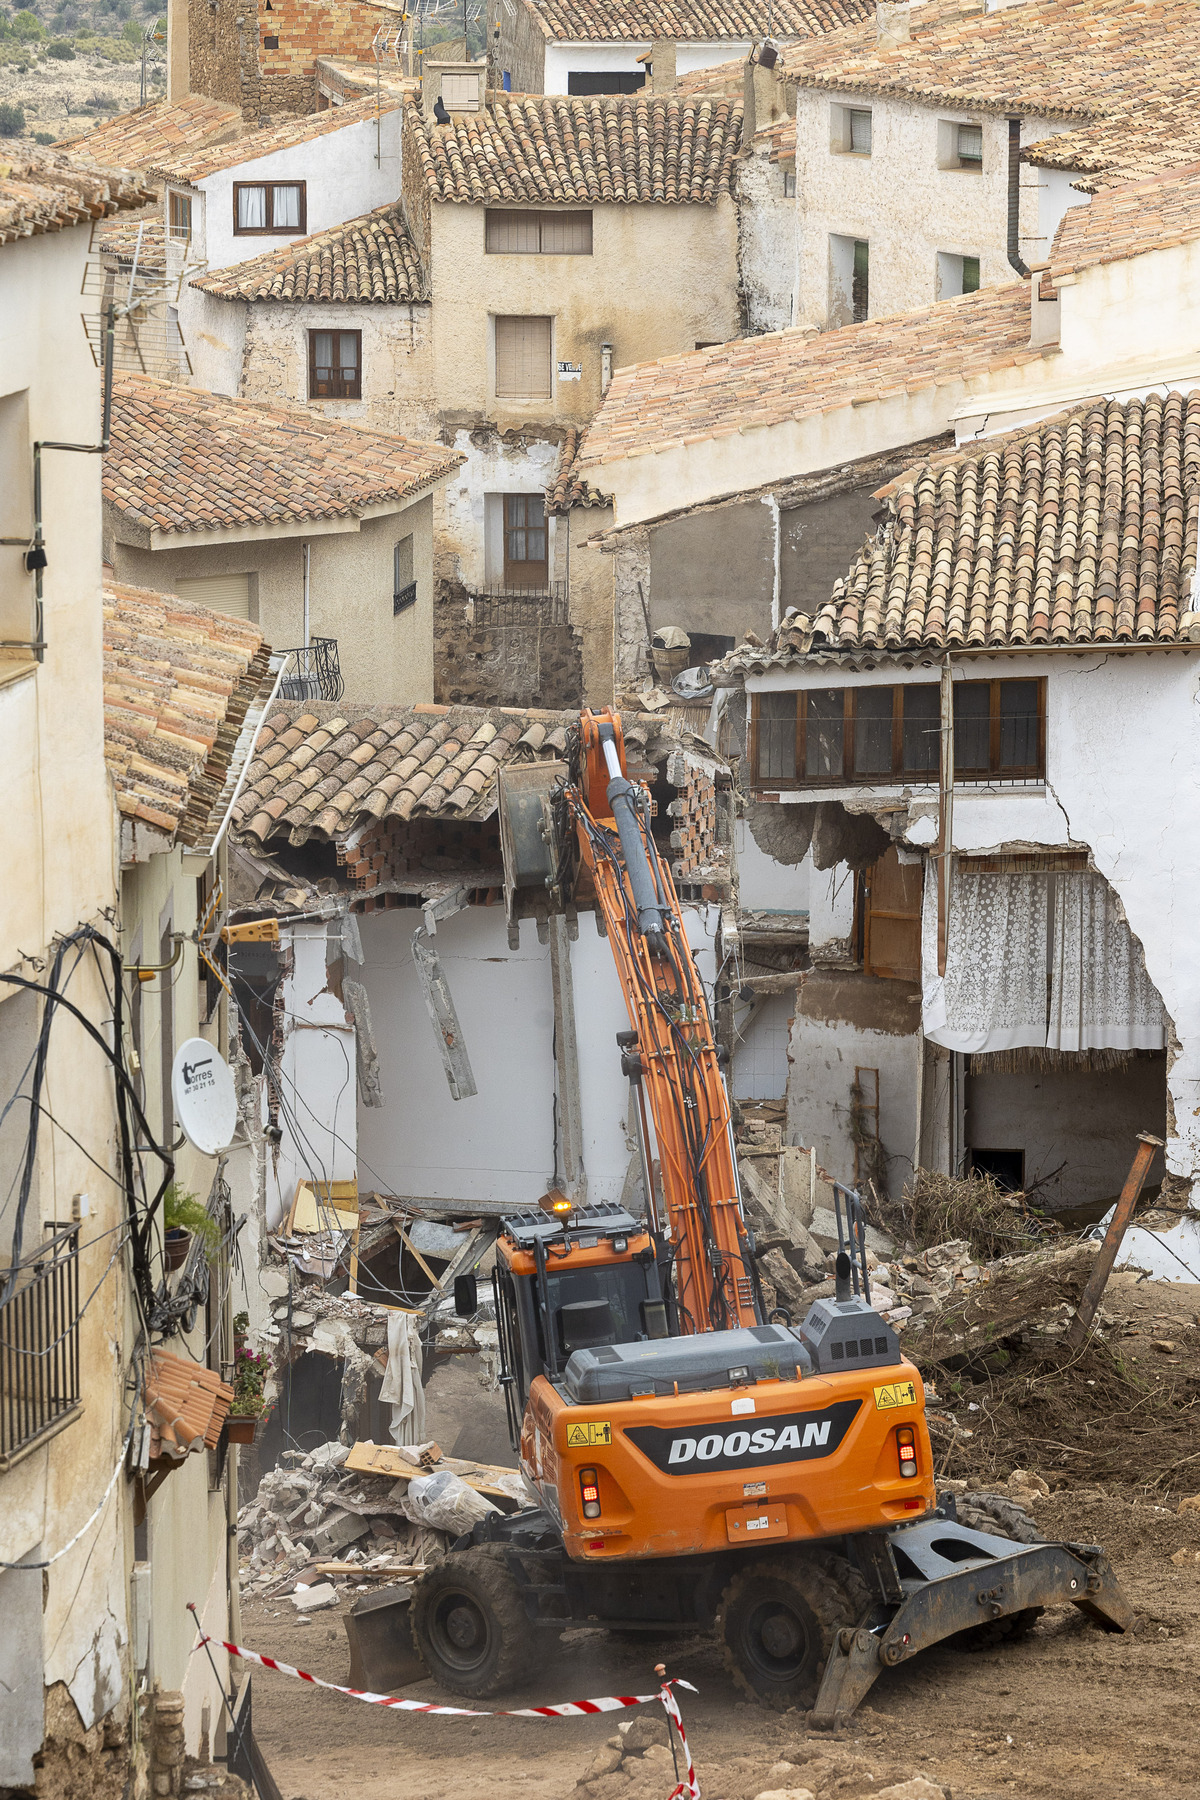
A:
[
  {"left": 276, "top": 638, "right": 344, "bottom": 702},
  {"left": 0, "top": 1225, "right": 82, "bottom": 1469},
  {"left": 468, "top": 581, "right": 568, "bottom": 628}
]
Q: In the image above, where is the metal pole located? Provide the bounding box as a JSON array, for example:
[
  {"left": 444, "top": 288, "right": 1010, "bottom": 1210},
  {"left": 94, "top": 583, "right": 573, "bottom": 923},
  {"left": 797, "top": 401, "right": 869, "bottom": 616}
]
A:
[{"left": 1064, "top": 1132, "right": 1164, "bottom": 1354}]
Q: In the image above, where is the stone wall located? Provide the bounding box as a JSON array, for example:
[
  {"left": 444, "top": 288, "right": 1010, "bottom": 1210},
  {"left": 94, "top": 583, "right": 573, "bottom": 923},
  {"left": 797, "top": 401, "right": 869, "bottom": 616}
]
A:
[
  {"left": 187, "top": 0, "right": 383, "bottom": 121},
  {"left": 434, "top": 579, "right": 583, "bottom": 709},
  {"left": 487, "top": 0, "right": 546, "bottom": 96}
]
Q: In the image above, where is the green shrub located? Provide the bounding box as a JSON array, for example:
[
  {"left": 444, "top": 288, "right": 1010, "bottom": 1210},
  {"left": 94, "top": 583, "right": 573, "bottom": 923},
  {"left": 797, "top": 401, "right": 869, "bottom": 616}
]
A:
[
  {"left": 48, "top": 37, "right": 75, "bottom": 56},
  {"left": 0, "top": 102, "right": 26, "bottom": 137},
  {"left": 10, "top": 9, "right": 46, "bottom": 41},
  {"left": 33, "top": 129, "right": 55, "bottom": 142},
  {"left": 162, "top": 1183, "right": 222, "bottom": 1254},
  {"left": 121, "top": 15, "right": 140, "bottom": 42}
]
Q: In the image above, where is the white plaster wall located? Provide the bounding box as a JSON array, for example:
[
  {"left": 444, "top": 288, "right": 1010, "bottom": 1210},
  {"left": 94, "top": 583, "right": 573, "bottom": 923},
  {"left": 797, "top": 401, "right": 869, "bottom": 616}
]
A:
[
  {"left": 1059, "top": 238, "right": 1200, "bottom": 374},
  {"left": 437, "top": 431, "right": 561, "bottom": 590},
  {"left": 182, "top": 286, "right": 248, "bottom": 397},
  {"left": 264, "top": 924, "right": 358, "bottom": 1231},
  {"left": 1035, "top": 163, "right": 1091, "bottom": 253},
  {"left": 793, "top": 95, "right": 1055, "bottom": 327},
  {"left": 738, "top": 145, "right": 797, "bottom": 335},
  {"left": 733, "top": 993, "right": 792, "bottom": 1101},
  {"left": 355, "top": 902, "right": 717, "bottom": 1208},
  {"left": 807, "top": 855, "right": 855, "bottom": 949},
  {"left": 736, "top": 818, "right": 809, "bottom": 911},
  {"left": 541, "top": 40, "right": 750, "bottom": 92},
  {"left": 788, "top": 1013, "right": 920, "bottom": 1197},
  {"left": 196, "top": 110, "right": 402, "bottom": 272}
]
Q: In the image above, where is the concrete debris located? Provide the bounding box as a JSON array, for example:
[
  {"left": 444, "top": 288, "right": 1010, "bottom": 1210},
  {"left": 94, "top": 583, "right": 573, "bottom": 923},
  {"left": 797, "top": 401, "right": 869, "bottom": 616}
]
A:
[
  {"left": 237, "top": 1440, "right": 453, "bottom": 1598},
  {"left": 291, "top": 1582, "right": 340, "bottom": 1612}
]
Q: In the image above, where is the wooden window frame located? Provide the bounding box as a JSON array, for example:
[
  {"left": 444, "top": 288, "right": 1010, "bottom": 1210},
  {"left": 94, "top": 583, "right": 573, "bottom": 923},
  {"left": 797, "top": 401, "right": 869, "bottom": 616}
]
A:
[
  {"left": 502, "top": 492, "right": 549, "bottom": 590},
  {"left": 485, "top": 209, "right": 593, "bottom": 255},
  {"left": 233, "top": 179, "right": 307, "bottom": 236},
  {"left": 168, "top": 190, "right": 192, "bottom": 242},
  {"left": 749, "top": 680, "right": 1046, "bottom": 790},
  {"left": 308, "top": 328, "right": 361, "bottom": 400}
]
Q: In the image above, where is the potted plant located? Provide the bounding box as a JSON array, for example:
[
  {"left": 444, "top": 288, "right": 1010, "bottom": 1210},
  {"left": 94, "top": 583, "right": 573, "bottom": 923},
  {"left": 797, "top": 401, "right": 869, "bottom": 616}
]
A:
[
  {"left": 162, "top": 1183, "right": 221, "bottom": 1271},
  {"left": 227, "top": 1340, "right": 268, "bottom": 1443}
]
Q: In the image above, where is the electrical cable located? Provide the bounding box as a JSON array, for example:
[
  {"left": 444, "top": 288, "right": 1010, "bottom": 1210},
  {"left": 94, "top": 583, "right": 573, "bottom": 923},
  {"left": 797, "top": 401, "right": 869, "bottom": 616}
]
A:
[{"left": 0, "top": 1364, "right": 142, "bottom": 1570}]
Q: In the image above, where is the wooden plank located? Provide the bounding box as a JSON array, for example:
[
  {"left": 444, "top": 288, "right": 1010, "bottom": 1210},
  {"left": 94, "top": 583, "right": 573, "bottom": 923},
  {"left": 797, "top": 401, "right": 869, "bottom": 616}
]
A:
[
  {"left": 345, "top": 1440, "right": 517, "bottom": 1500},
  {"left": 411, "top": 927, "right": 478, "bottom": 1101}
]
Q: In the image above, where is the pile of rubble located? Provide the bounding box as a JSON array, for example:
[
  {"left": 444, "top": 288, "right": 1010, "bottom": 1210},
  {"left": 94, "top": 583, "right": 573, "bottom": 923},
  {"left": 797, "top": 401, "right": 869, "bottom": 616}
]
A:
[{"left": 238, "top": 1441, "right": 455, "bottom": 1604}]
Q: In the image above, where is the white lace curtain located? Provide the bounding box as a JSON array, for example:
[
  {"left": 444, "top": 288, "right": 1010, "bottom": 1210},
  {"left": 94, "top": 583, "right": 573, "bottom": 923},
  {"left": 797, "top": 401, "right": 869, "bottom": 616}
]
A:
[{"left": 921, "top": 864, "right": 1163, "bottom": 1054}]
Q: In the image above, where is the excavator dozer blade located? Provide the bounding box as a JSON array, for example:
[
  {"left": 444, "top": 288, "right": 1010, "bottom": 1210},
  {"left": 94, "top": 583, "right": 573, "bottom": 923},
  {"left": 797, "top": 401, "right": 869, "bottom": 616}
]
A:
[
  {"left": 343, "top": 1583, "right": 429, "bottom": 1693},
  {"left": 812, "top": 1520, "right": 1135, "bottom": 1726}
]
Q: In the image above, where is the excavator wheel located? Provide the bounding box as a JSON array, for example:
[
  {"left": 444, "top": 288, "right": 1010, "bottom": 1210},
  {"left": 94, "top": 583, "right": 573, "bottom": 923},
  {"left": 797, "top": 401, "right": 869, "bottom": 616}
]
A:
[
  {"left": 717, "top": 1552, "right": 871, "bottom": 1711},
  {"left": 956, "top": 1492, "right": 1042, "bottom": 1545},
  {"left": 410, "top": 1546, "right": 529, "bottom": 1698}
]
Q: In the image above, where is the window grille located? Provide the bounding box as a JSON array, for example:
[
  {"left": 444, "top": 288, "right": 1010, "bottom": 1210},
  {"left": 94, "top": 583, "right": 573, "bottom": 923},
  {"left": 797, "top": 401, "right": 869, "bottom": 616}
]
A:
[{"left": 0, "top": 1225, "right": 82, "bottom": 1469}]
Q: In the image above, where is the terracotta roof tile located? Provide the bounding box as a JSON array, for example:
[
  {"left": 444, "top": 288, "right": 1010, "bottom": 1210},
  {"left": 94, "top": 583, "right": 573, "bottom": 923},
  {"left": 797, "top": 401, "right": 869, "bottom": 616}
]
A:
[
  {"left": 54, "top": 96, "right": 242, "bottom": 174},
  {"left": 104, "top": 580, "right": 271, "bottom": 844},
  {"left": 517, "top": 0, "right": 872, "bottom": 41},
  {"left": 234, "top": 702, "right": 578, "bottom": 846},
  {"left": 0, "top": 146, "right": 152, "bottom": 247},
  {"left": 155, "top": 97, "right": 386, "bottom": 184},
  {"left": 97, "top": 212, "right": 167, "bottom": 276},
  {"left": 411, "top": 93, "right": 742, "bottom": 205},
  {"left": 105, "top": 373, "right": 463, "bottom": 535},
  {"left": 712, "top": 393, "right": 1200, "bottom": 666},
  {"left": 580, "top": 281, "right": 1036, "bottom": 467},
  {"left": 192, "top": 202, "right": 426, "bottom": 303},
  {"left": 546, "top": 425, "right": 610, "bottom": 514},
  {"left": 1049, "top": 161, "right": 1200, "bottom": 281},
  {"left": 779, "top": 0, "right": 1200, "bottom": 192}
]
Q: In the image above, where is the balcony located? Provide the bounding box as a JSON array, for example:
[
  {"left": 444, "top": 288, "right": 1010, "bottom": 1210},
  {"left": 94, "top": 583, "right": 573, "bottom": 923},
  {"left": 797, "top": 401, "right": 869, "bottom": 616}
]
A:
[
  {"left": 275, "top": 638, "right": 344, "bottom": 702},
  {"left": 0, "top": 1225, "right": 82, "bottom": 1470},
  {"left": 467, "top": 582, "right": 568, "bottom": 628}
]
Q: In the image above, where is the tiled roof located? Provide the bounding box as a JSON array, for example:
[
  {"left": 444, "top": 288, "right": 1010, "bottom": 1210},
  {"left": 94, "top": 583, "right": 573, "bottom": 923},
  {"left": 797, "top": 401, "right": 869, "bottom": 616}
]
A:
[
  {"left": 146, "top": 1347, "right": 234, "bottom": 1463},
  {"left": 155, "top": 96, "right": 386, "bottom": 183},
  {"left": 235, "top": 703, "right": 577, "bottom": 846},
  {"left": 779, "top": 0, "right": 1200, "bottom": 191},
  {"left": 411, "top": 94, "right": 742, "bottom": 204},
  {"left": 1048, "top": 162, "right": 1200, "bottom": 282},
  {"left": 97, "top": 212, "right": 167, "bottom": 276},
  {"left": 191, "top": 202, "right": 426, "bottom": 303},
  {"left": 579, "top": 282, "right": 1037, "bottom": 468},
  {"left": 713, "top": 393, "right": 1200, "bottom": 669},
  {"left": 673, "top": 55, "right": 746, "bottom": 96},
  {"left": 54, "top": 96, "right": 241, "bottom": 173},
  {"left": 516, "top": 0, "right": 872, "bottom": 42},
  {"left": 105, "top": 373, "right": 463, "bottom": 535},
  {"left": 546, "top": 426, "right": 610, "bottom": 514},
  {"left": 316, "top": 55, "right": 418, "bottom": 103},
  {"left": 104, "top": 581, "right": 272, "bottom": 842},
  {"left": 0, "top": 146, "right": 152, "bottom": 247}
]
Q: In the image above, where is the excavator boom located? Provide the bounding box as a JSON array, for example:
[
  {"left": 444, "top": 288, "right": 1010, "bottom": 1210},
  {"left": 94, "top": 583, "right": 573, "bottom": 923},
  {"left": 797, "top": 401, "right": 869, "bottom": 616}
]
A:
[{"left": 571, "top": 710, "right": 757, "bottom": 1335}]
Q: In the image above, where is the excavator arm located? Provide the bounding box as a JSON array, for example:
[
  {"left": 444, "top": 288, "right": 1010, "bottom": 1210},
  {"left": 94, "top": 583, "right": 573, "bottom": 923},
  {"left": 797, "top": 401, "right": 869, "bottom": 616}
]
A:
[{"left": 569, "top": 710, "right": 759, "bottom": 1336}]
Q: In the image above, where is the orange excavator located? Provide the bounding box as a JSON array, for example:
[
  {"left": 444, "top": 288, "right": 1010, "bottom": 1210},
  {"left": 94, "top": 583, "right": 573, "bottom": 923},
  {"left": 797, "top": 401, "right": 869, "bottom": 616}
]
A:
[{"left": 409, "top": 710, "right": 1132, "bottom": 1714}]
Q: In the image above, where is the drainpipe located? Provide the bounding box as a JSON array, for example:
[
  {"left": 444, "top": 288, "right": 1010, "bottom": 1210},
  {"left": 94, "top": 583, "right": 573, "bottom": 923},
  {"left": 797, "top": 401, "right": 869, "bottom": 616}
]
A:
[
  {"left": 302, "top": 540, "right": 311, "bottom": 646},
  {"left": 601, "top": 342, "right": 613, "bottom": 395},
  {"left": 1007, "top": 117, "right": 1030, "bottom": 277}
]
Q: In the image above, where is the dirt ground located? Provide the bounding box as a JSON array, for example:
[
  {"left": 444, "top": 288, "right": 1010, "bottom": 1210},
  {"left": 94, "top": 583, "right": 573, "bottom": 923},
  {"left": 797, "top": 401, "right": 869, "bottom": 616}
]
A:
[{"left": 241, "top": 1271, "right": 1200, "bottom": 1800}]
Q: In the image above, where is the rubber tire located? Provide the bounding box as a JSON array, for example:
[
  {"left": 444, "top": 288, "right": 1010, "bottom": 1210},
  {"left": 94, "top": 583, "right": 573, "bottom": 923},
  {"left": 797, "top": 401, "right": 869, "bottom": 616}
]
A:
[
  {"left": 958, "top": 1493, "right": 1042, "bottom": 1545},
  {"left": 410, "top": 1546, "right": 529, "bottom": 1698},
  {"left": 717, "top": 1551, "right": 871, "bottom": 1711}
]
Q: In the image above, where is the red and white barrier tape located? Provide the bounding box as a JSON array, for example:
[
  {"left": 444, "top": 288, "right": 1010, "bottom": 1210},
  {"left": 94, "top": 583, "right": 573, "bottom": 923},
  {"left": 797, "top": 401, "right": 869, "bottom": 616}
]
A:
[{"left": 200, "top": 1635, "right": 699, "bottom": 1796}]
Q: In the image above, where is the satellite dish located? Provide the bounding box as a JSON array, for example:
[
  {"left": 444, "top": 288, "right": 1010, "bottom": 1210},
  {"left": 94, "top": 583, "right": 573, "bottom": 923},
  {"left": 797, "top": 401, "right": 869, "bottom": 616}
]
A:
[{"left": 172, "top": 1038, "right": 238, "bottom": 1155}]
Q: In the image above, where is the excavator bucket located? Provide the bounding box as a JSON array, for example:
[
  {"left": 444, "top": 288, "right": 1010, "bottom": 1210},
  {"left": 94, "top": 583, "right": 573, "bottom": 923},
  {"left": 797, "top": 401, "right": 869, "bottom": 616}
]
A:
[
  {"left": 811, "top": 1517, "right": 1135, "bottom": 1725},
  {"left": 343, "top": 1583, "right": 429, "bottom": 1693}
]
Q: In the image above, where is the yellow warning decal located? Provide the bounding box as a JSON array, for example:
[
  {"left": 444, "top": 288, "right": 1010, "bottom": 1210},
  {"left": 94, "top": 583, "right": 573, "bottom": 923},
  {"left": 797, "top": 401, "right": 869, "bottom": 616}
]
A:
[
  {"left": 873, "top": 1381, "right": 917, "bottom": 1411},
  {"left": 566, "top": 1422, "right": 612, "bottom": 1447}
]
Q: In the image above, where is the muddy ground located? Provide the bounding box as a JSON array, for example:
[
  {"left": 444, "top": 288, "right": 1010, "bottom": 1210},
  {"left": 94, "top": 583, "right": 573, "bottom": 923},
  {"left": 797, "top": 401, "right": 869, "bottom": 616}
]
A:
[{"left": 241, "top": 1270, "right": 1200, "bottom": 1800}]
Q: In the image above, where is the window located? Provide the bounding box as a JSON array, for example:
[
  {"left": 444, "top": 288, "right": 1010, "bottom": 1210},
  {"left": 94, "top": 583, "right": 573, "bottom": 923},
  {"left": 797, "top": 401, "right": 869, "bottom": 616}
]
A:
[
  {"left": 938, "top": 118, "right": 984, "bottom": 171},
  {"left": 173, "top": 572, "right": 255, "bottom": 620},
  {"left": 957, "top": 122, "right": 983, "bottom": 166},
  {"left": 937, "top": 251, "right": 982, "bottom": 299},
  {"left": 783, "top": 169, "right": 796, "bottom": 198},
  {"left": 168, "top": 190, "right": 192, "bottom": 242},
  {"left": 852, "top": 239, "right": 869, "bottom": 322},
  {"left": 485, "top": 209, "right": 592, "bottom": 255},
  {"left": 441, "top": 70, "right": 482, "bottom": 110},
  {"left": 831, "top": 102, "right": 872, "bottom": 154},
  {"left": 394, "top": 535, "right": 416, "bottom": 614},
  {"left": 233, "top": 180, "right": 306, "bottom": 234},
  {"left": 494, "top": 315, "right": 552, "bottom": 401},
  {"left": 862, "top": 846, "right": 923, "bottom": 982},
  {"left": 750, "top": 680, "right": 1043, "bottom": 787},
  {"left": 502, "top": 494, "right": 548, "bottom": 589},
  {"left": 308, "top": 329, "right": 361, "bottom": 399},
  {"left": 567, "top": 70, "right": 645, "bottom": 94}
]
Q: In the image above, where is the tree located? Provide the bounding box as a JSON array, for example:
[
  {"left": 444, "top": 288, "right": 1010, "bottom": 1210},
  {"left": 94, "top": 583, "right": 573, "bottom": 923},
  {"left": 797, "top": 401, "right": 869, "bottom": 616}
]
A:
[{"left": 0, "top": 102, "right": 27, "bottom": 136}]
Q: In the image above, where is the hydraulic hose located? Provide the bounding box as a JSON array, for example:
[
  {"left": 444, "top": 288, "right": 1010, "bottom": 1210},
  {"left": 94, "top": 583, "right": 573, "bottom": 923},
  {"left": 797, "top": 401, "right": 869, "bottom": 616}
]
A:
[{"left": 596, "top": 723, "right": 669, "bottom": 957}]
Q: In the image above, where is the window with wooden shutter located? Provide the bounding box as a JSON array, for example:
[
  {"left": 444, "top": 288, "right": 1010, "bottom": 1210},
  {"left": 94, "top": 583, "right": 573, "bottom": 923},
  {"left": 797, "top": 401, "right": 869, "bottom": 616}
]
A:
[
  {"left": 862, "top": 846, "right": 923, "bottom": 982},
  {"left": 494, "top": 315, "right": 552, "bottom": 401},
  {"left": 308, "top": 329, "right": 361, "bottom": 399},
  {"left": 485, "top": 211, "right": 593, "bottom": 255},
  {"left": 502, "top": 495, "right": 548, "bottom": 589},
  {"left": 173, "top": 572, "right": 254, "bottom": 619},
  {"left": 441, "top": 71, "right": 481, "bottom": 111}
]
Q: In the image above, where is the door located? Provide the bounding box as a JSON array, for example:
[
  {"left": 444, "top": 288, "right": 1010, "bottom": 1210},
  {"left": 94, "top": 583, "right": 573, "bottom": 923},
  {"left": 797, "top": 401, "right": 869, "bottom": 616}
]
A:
[
  {"left": 502, "top": 494, "right": 548, "bottom": 590},
  {"left": 863, "top": 846, "right": 922, "bottom": 982}
]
